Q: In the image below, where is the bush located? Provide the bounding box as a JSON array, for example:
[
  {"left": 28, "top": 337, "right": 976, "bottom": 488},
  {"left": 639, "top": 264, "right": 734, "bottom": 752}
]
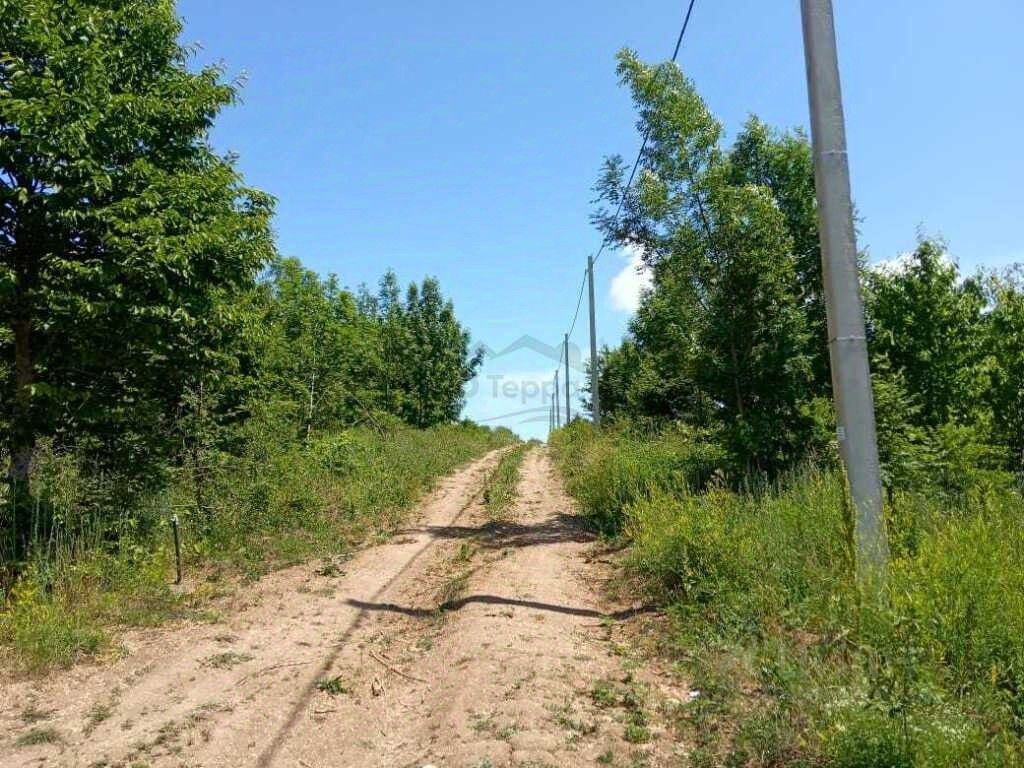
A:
[
  {"left": 551, "top": 420, "right": 1024, "bottom": 767},
  {"left": 550, "top": 419, "right": 728, "bottom": 534}
]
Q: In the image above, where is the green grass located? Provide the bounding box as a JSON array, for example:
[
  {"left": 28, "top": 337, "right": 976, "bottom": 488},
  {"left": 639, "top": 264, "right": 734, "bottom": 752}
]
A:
[
  {"left": 86, "top": 701, "right": 113, "bottom": 726},
  {"left": 1, "top": 423, "right": 513, "bottom": 674},
  {"left": 15, "top": 726, "right": 61, "bottom": 747},
  {"left": 315, "top": 675, "right": 349, "bottom": 696},
  {"left": 552, "top": 420, "right": 727, "bottom": 534},
  {"left": 551, "top": 420, "right": 1024, "bottom": 768},
  {"left": 437, "top": 569, "right": 471, "bottom": 611},
  {"left": 482, "top": 443, "right": 529, "bottom": 520}
]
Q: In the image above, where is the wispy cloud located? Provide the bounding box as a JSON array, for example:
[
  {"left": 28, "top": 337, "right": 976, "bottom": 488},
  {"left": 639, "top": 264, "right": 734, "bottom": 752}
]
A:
[
  {"left": 869, "top": 249, "right": 953, "bottom": 276},
  {"left": 609, "top": 244, "right": 652, "bottom": 313}
]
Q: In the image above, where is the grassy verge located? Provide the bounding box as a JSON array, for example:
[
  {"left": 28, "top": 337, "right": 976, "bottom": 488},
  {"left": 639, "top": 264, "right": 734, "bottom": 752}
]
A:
[
  {"left": 551, "top": 420, "right": 1024, "bottom": 768},
  {"left": 482, "top": 443, "right": 530, "bottom": 520},
  {"left": 1, "top": 423, "right": 512, "bottom": 674}
]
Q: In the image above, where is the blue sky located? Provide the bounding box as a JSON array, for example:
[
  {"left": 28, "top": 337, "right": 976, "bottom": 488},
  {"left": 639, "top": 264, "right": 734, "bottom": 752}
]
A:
[{"left": 179, "top": 0, "right": 1023, "bottom": 440}]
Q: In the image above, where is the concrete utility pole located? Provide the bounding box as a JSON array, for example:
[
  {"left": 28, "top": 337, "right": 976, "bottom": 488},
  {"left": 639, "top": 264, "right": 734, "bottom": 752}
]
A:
[
  {"left": 563, "top": 334, "right": 571, "bottom": 424},
  {"left": 800, "top": 0, "right": 889, "bottom": 580},
  {"left": 554, "top": 371, "right": 560, "bottom": 428},
  {"left": 588, "top": 255, "right": 601, "bottom": 428}
]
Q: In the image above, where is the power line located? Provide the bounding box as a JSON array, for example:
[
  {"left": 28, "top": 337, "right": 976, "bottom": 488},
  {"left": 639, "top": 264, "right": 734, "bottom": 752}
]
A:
[
  {"left": 593, "top": 0, "right": 698, "bottom": 268},
  {"left": 566, "top": 269, "right": 588, "bottom": 338},
  {"left": 550, "top": 0, "right": 700, "bottom": 435}
]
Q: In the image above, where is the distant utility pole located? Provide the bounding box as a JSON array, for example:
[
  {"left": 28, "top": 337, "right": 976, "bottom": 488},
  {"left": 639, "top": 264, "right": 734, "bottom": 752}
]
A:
[
  {"left": 588, "top": 255, "right": 601, "bottom": 428},
  {"left": 563, "top": 334, "right": 571, "bottom": 424},
  {"left": 801, "top": 0, "right": 889, "bottom": 580}
]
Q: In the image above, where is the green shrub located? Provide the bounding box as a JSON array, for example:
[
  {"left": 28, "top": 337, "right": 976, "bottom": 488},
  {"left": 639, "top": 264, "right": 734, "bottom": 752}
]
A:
[
  {"left": 550, "top": 419, "right": 727, "bottom": 534},
  {"left": 551, "top": 421, "right": 1024, "bottom": 767}
]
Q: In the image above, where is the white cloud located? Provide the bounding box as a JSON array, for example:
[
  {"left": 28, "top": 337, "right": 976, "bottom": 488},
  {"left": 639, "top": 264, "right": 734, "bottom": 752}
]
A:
[
  {"left": 869, "top": 250, "right": 952, "bottom": 277},
  {"left": 609, "top": 244, "right": 653, "bottom": 313}
]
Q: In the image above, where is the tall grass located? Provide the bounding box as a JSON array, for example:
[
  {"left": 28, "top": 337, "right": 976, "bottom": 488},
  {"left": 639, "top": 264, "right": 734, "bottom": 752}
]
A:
[
  {"left": 551, "top": 420, "right": 1024, "bottom": 768},
  {"left": 554, "top": 419, "right": 727, "bottom": 534},
  {"left": 1, "top": 423, "right": 512, "bottom": 673}
]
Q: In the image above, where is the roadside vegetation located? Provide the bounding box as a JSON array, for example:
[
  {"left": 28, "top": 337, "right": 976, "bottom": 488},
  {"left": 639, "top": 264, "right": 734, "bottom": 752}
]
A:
[
  {"left": 547, "top": 50, "right": 1024, "bottom": 768},
  {"left": 2, "top": 423, "right": 511, "bottom": 674},
  {"left": 1, "top": 2, "right": 511, "bottom": 673},
  {"left": 554, "top": 422, "right": 1024, "bottom": 767}
]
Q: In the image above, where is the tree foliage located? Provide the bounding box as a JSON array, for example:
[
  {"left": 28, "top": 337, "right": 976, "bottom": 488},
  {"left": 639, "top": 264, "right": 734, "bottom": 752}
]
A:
[
  {"left": 1, "top": 0, "right": 275, "bottom": 497},
  {"left": 1, "top": 1, "right": 485, "bottom": 562},
  {"left": 592, "top": 51, "right": 817, "bottom": 474},
  {"left": 983, "top": 269, "right": 1024, "bottom": 466},
  {"left": 865, "top": 240, "right": 988, "bottom": 428},
  {"left": 591, "top": 51, "right": 1024, "bottom": 482},
  {"left": 253, "top": 261, "right": 481, "bottom": 438}
]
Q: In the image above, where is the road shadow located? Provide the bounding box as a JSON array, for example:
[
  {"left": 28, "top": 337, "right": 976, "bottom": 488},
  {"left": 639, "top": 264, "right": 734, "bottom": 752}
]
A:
[
  {"left": 345, "top": 594, "right": 656, "bottom": 621},
  {"left": 401, "top": 513, "right": 595, "bottom": 549},
  {"left": 253, "top": 454, "right": 608, "bottom": 767}
]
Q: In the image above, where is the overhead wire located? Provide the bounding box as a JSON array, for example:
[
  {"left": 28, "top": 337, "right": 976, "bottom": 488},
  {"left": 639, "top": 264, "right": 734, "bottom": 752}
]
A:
[
  {"left": 566, "top": 268, "right": 588, "bottom": 338},
  {"left": 592, "top": 0, "right": 698, "bottom": 268},
  {"left": 551, "top": 0, "right": 699, "bottom": 428}
]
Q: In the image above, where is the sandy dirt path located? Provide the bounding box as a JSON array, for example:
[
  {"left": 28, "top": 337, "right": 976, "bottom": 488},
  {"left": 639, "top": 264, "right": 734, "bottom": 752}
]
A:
[{"left": 3, "top": 447, "right": 683, "bottom": 767}]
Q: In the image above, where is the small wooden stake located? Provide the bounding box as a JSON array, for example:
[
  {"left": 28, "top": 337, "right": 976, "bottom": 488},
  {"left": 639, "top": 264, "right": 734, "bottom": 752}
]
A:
[{"left": 171, "top": 513, "right": 183, "bottom": 585}]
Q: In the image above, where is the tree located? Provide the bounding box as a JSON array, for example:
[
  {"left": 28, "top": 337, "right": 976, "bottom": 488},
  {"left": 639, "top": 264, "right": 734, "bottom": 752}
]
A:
[
  {"left": 255, "top": 258, "right": 386, "bottom": 439},
  {"left": 385, "top": 276, "right": 481, "bottom": 428},
  {"left": 1, "top": 0, "right": 274, "bottom": 549},
  {"left": 729, "top": 118, "right": 830, "bottom": 390},
  {"left": 983, "top": 268, "right": 1024, "bottom": 469},
  {"left": 252, "top": 265, "right": 480, "bottom": 437},
  {"left": 865, "top": 239, "right": 987, "bottom": 428},
  {"left": 586, "top": 341, "right": 683, "bottom": 423},
  {"left": 592, "top": 51, "right": 815, "bottom": 474}
]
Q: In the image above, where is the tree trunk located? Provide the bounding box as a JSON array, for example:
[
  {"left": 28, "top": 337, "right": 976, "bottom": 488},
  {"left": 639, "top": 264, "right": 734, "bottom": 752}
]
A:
[
  {"left": 192, "top": 379, "right": 208, "bottom": 524},
  {"left": 729, "top": 335, "right": 745, "bottom": 419},
  {"left": 306, "top": 354, "right": 316, "bottom": 442}
]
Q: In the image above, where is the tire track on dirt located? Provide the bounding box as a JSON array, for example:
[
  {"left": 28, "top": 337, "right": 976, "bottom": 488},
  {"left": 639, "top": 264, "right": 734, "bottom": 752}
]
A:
[
  {"left": 3, "top": 446, "right": 687, "bottom": 767},
  {"left": 272, "top": 447, "right": 672, "bottom": 768}
]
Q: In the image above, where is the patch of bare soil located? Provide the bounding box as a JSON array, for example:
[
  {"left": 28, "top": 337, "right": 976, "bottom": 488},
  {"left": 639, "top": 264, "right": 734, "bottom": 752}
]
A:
[{"left": 1, "top": 447, "right": 689, "bottom": 767}]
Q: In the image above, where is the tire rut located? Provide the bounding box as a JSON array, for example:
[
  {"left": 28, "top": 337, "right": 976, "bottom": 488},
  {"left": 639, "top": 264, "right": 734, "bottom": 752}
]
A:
[{"left": 3, "top": 446, "right": 684, "bottom": 768}]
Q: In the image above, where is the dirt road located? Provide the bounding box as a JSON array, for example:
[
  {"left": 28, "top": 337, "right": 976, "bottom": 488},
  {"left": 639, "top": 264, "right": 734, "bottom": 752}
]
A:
[{"left": 2, "top": 447, "right": 684, "bottom": 767}]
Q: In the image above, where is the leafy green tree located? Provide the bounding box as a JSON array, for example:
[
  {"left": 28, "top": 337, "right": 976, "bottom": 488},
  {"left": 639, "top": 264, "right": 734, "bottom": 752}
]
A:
[
  {"left": 1, "top": 0, "right": 274, "bottom": 548},
  {"left": 983, "top": 269, "right": 1024, "bottom": 468},
  {"left": 255, "top": 258, "right": 385, "bottom": 439},
  {"left": 586, "top": 341, "right": 683, "bottom": 423},
  {"left": 386, "top": 276, "right": 481, "bottom": 428},
  {"left": 865, "top": 239, "right": 987, "bottom": 428},
  {"left": 251, "top": 264, "right": 479, "bottom": 438},
  {"left": 593, "top": 51, "right": 814, "bottom": 473},
  {"left": 730, "top": 118, "right": 830, "bottom": 390},
  {"left": 377, "top": 270, "right": 409, "bottom": 417}
]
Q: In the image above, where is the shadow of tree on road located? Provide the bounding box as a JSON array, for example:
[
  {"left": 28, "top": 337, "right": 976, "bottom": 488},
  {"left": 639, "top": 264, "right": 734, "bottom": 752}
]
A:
[
  {"left": 345, "top": 594, "right": 656, "bottom": 621},
  {"left": 400, "top": 513, "right": 595, "bottom": 549}
]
